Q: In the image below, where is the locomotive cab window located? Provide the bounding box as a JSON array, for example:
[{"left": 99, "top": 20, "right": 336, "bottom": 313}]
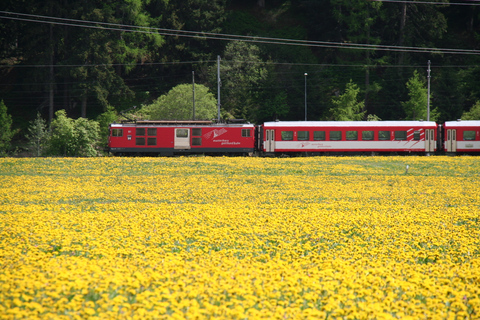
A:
[
  {"left": 330, "top": 131, "right": 342, "bottom": 141},
  {"left": 297, "top": 131, "right": 309, "bottom": 141},
  {"left": 314, "top": 131, "right": 325, "bottom": 141},
  {"left": 394, "top": 131, "right": 407, "bottom": 140},
  {"left": 464, "top": 131, "right": 476, "bottom": 141},
  {"left": 379, "top": 131, "right": 390, "bottom": 140},
  {"left": 192, "top": 128, "right": 202, "bottom": 136},
  {"left": 136, "top": 128, "right": 145, "bottom": 136},
  {"left": 242, "top": 129, "right": 251, "bottom": 137},
  {"left": 111, "top": 129, "right": 123, "bottom": 137},
  {"left": 346, "top": 131, "right": 358, "bottom": 140},
  {"left": 176, "top": 129, "right": 189, "bottom": 138},
  {"left": 362, "top": 131, "right": 374, "bottom": 141},
  {"left": 281, "top": 131, "right": 293, "bottom": 141}
]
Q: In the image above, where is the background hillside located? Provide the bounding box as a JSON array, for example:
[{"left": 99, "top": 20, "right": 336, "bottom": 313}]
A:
[{"left": 1, "top": 0, "right": 479, "bottom": 133}]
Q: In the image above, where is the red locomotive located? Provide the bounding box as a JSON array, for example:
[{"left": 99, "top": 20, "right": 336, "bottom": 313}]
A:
[{"left": 108, "top": 120, "right": 256, "bottom": 156}]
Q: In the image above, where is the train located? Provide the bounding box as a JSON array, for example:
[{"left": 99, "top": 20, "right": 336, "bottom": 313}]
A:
[{"left": 107, "top": 119, "right": 480, "bottom": 156}]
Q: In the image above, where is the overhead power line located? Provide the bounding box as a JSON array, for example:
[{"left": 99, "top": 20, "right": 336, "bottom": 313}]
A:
[
  {"left": 369, "top": 0, "right": 480, "bottom": 5},
  {"left": 1, "top": 11, "right": 479, "bottom": 56}
]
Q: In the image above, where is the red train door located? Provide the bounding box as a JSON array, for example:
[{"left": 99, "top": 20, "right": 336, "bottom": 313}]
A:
[
  {"left": 265, "top": 129, "right": 275, "bottom": 152},
  {"left": 446, "top": 129, "right": 456, "bottom": 152},
  {"left": 174, "top": 128, "right": 191, "bottom": 149}
]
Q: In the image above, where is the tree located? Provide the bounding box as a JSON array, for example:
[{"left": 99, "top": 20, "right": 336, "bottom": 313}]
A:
[
  {"left": 45, "top": 110, "right": 100, "bottom": 157},
  {"left": 141, "top": 84, "right": 217, "bottom": 120},
  {"left": 330, "top": 80, "right": 366, "bottom": 121},
  {"left": 214, "top": 41, "right": 269, "bottom": 121},
  {"left": 26, "top": 113, "right": 48, "bottom": 156},
  {"left": 461, "top": 101, "right": 480, "bottom": 120},
  {"left": 96, "top": 105, "right": 118, "bottom": 147},
  {"left": 0, "top": 100, "right": 14, "bottom": 156},
  {"left": 402, "top": 70, "right": 438, "bottom": 121}
]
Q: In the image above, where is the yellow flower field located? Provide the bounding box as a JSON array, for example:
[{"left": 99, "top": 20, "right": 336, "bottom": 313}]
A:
[{"left": 0, "top": 156, "right": 479, "bottom": 319}]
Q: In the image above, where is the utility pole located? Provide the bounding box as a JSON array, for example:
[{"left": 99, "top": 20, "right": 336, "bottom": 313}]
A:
[
  {"left": 217, "top": 55, "right": 221, "bottom": 122},
  {"left": 304, "top": 73, "right": 308, "bottom": 121},
  {"left": 427, "top": 60, "right": 431, "bottom": 121},
  {"left": 192, "top": 71, "right": 195, "bottom": 120}
]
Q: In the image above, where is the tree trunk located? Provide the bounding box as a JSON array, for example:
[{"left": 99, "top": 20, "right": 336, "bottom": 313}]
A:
[
  {"left": 49, "top": 23, "right": 54, "bottom": 122},
  {"left": 81, "top": 91, "right": 87, "bottom": 118},
  {"left": 398, "top": 3, "right": 407, "bottom": 67}
]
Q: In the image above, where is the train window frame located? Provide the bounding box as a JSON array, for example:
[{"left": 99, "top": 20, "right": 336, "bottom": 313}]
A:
[
  {"left": 111, "top": 129, "right": 123, "bottom": 137},
  {"left": 346, "top": 131, "right": 358, "bottom": 141},
  {"left": 394, "top": 131, "right": 407, "bottom": 140},
  {"left": 192, "top": 128, "right": 202, "bottom": 136},
  {"left": 378, "top": 131, "right": 390, "bottom": 140},
  {"left": 362, "top": 131, "right": 374, "bottom": 141},
  {"left": 192, "top": 137, "right": 202, "bottom": 146},
  {"left": 313, "top": 131, "right": 326, "bottom": 141},
  {"left": 176, "top": 129, "right": 189, "bottom": 138},
  {"left": 136, "top": 128, "right": 145, "bottom": 136},
  {"left": 242, "top": 129, "right": 251, "bottom": 137},
  {"left": 147, "top": 128, "right": 157, "bottom": 136},
  {"left": 136, "top": 137, "right": 145, "bottom": 145},
  {"left": 413, "top": 130, "right": 420, "bottom": 140},
  {"left": 464, "top": 130, "right": 476, "bottom": 141},
  {"left": 147, "top": 138, "right": 156, "bottom": 146},
  {"left": 330, "top": 131, "right": 342, "bottom": 141},
  {"left": 297, "top": 131, "right": 309, "bottom": 141},
  {"left": 281, "top": 131, "right": 294, "bottom": 141}
]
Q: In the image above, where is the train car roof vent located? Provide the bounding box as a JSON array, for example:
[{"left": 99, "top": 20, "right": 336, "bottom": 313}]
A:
[{"left": 457, "top": 119, "right": 462, "bottom": 122}]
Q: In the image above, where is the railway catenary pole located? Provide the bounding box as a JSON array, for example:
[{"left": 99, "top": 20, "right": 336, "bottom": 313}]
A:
[
  {"left": 427, "top": 60, "right": 431, "bottom": 121},
  {"left": 304, "top": 73, "right": 308, "bottom": 121},
  {"left": 192, "top": 71, "right": 195, "bottom": 120},
  {"left": 217, "top": 55, "right": 221, "bottom": 122}
]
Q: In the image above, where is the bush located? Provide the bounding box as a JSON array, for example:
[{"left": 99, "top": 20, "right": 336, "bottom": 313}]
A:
[
  {"left": 0, "top": 100, "right": 14, "bottom": 156},
  {"left": 45, "top": 110, "right": 100, "bottom": 157}
]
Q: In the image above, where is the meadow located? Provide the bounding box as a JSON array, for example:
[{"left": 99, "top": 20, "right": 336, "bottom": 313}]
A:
[{"left": 0, "top": 156, "right": 479, "bottom": 319}]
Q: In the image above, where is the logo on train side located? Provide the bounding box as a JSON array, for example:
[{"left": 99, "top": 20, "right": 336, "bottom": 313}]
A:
[{"left": 204, "top": 128, "right": 227, "bottom": 140}]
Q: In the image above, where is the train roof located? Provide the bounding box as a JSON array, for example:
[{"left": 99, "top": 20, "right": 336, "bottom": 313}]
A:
[
  {"left": 110, "top": 121, "right": 255, "bottom": 128},
  {"left": 444, "top": 120, "right": 480, "bottom": 127},
  {"left": 263, "top": 121, "right": 437, "bottom": 127}
]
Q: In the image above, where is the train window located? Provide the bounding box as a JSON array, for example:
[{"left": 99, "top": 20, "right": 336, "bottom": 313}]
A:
[
  {"left": 394, "top": 131, "right": 407, "bottom": 140},
  {"left": 297, "top": 131, "right": 309, "bottom": 141},
  {"left": 379, "top": 131, "right": 390, "bottom": 140},
  {"left": 147, "top": 138, "right": 156, "bottom": 146},
  {"left": 281, "top": 131, "right": 293, "bottom": 141},
  {"left": 147, "top": 128, "right": 157, "bottom": 136},
  {"left": 192, "top": 138, "right": 202, "bottom": 146},
  {"left": 414, "top": 131, "right": 420, "bottom": 140},
  {"left": 464, "top": 131, "right": 476, "bottom": 140},
  {"left": 136, "top": 137, "right": 145, "bottom": 145},
  {"left": 136, "top": 128, "right": 145, "bottom": 136},
  {"left": 192, "top": 128, "right": 202, "bottom": 136},
  {"left": 242, "top": 129, "right": 251, "bottom": 137},
  {"left": 314, "top": 131, "right": 326, "bottom": 141},
  {"left": 111, "top": 129, "right": 123, "bottom": 137},
  {"left": 176, "top": 129, "right": 189, "bottom": 138},
  {"left": 330, "top": 131, "right": 342, "bottom": 141},
  {"left": 346, "top": 131, "right": 358, "bottom": 140},
  {"left": 362, "top": 131, "right": 374, "bottom": 140}
]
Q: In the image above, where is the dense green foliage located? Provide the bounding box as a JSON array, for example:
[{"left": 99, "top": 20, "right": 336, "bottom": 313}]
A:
[
  {"left": 141, "top": 83, "right": 217, "bottom": 120},
  {"left": 1, "top": 0, "right": 480, "bottom": 151},
  {"left": 0, "top": 100, "right": 14, "bottom": 156}
]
